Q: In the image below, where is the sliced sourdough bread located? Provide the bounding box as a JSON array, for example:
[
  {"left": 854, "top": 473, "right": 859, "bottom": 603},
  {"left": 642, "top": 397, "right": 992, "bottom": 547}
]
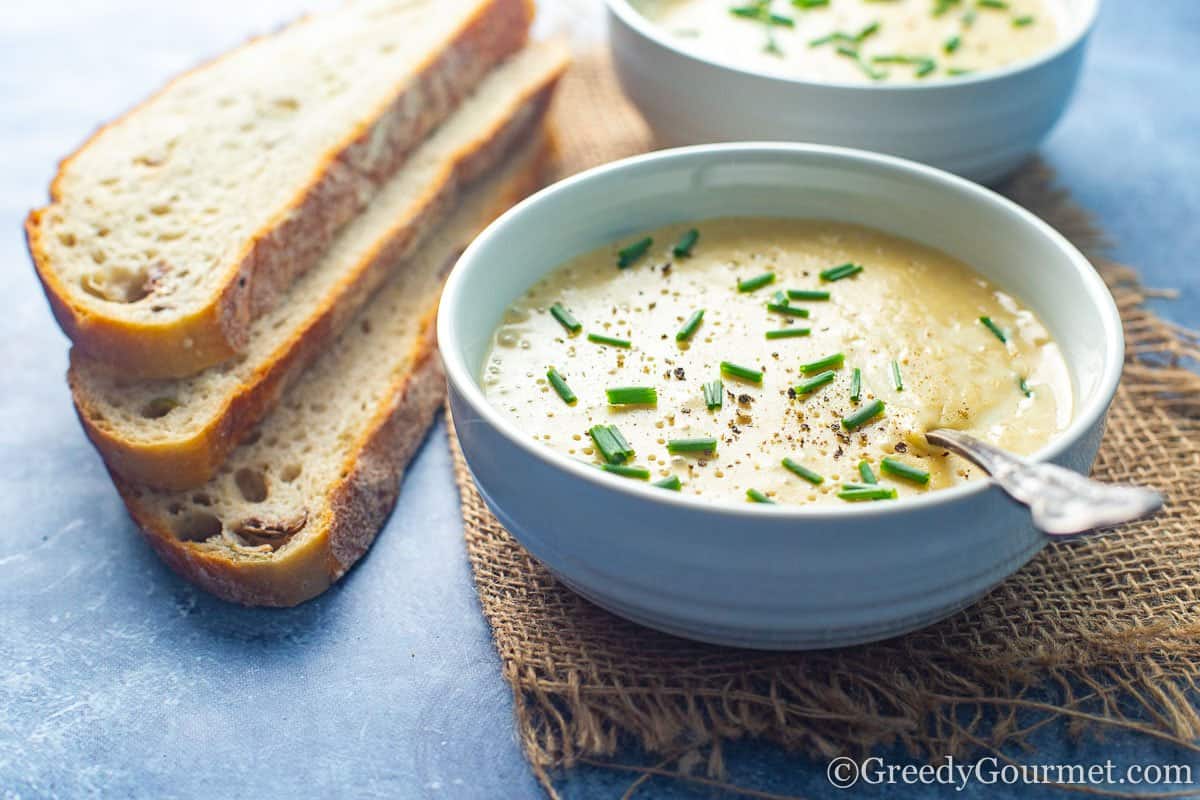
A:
[
  {"left": 27, "top": 0, "right": 533, "bottom": 379},
  {"left": 70, "top": 42, "right": 568, "bottom": 492},
  {"left": 112, "top": 132, "right": 549, "bottom": 607}
]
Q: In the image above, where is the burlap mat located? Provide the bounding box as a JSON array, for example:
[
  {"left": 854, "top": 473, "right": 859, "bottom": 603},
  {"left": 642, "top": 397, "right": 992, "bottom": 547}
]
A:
[{"left": 449, "top": 53, "right": 1200, "bottom": 796}]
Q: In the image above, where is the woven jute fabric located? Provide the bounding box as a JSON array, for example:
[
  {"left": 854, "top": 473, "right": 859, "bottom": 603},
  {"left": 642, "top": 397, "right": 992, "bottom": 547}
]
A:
[{"left": 449, "top": 53, "right": 1200, "bottom": 795}]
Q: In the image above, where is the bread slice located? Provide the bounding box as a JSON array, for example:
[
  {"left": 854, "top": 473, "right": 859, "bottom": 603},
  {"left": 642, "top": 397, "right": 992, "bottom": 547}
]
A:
[
  {"left": 27, "top": 0, "right": 533, "bottom": 379},
  {"left": 69, "top": 42, "right": 567, "bottom": 492},
  {"left": 112, "top": 132, "right": 549, "bottom": 607}
]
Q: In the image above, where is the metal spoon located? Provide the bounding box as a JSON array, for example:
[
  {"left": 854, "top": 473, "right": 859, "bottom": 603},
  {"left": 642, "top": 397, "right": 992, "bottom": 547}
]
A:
[{"left": 925, "top": 428, "right": 1164, "bottom": 537}]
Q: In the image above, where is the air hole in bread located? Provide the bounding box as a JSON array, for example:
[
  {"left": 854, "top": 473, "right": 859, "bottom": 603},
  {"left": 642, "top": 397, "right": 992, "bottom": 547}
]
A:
[
  {"left": 57, "top": 232, "right": 77, "bottom": 248},
  {"left": 140, "top": 396, "right": 180, "bottom": 419},
  {"left": 280, "top": 464, "right": 302, "bottom": 483},
  {"left": 241, "top": 429, "right": 262, "bottom": 446},
  {"left": 235, "top": 468, "right": 269, "bottom": 503},
  {"left": 192, "top": 493, "right": 212, "bottom": 506},
  {"left": 176, "top": 512, "right": 222, "bottom": 542},
  {"left": 80, "top": 265, "right": 153, "bottom": 303}
]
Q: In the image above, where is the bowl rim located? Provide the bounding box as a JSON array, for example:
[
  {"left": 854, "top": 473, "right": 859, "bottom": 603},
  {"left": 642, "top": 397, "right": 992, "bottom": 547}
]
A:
[
  {"left": 438, "top": 142, "right": 1124, "bottom": 520},
  {"left": 603, "top": 0, "right": 1102, "bottom": 93}
]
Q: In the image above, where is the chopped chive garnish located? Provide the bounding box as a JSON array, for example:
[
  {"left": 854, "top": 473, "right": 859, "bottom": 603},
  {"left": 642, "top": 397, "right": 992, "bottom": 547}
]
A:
[
  {"left": 547, "top": 368, "right": 576, "bottom": 405},
  {"left": 933, "top": 0, "right": 960, "bottom": 16},
  {"left": 588, "top": 332, "right": 631, "bottom": 348},
  {"left": 782, "top": 457, "right": 824, "bottom": 485},
  {"left": 809, "top": 32, "right": 858, "bottom": 47},
  {"left": 1018, "top": 376, "right": 1033, "bottom": 397},
  {"left": 617, "top": 236, "right": 653, "bottom": 268},
  {"left": 676, "top": 309, "right": 705, "bottom": 342},
  {"left": 721, "top": 361, "right": 763, "bottom": 384},
  {"left": 738, "top": 272, "right": 776, "bottom": 292},
  {"left": 962, "top": 8, "right": 977, "bottom": 26},
  {"left": 766, "top": 327, "right": 811, "bottom": 340},
  {"left": 792, "top": 0, "right": 829, "bottom": 7},
  {"left": 589, "top": 424, "right": 633, "bottom": 464},
  {"left": 731, "top": 4, "right": 795, "bottom": 26},
  {"left": 800, "top": 352, "right": 844, "bottom": 373},
  {"left": 746, "top": 488, "right": 775, "bottom": 504},
  {"left": 549, "top": 302, "right": 581, "bottom": 334},
  {"left": 890, "top": 360, "right": 904, "bottom": 391},
  {"left": 673, "top": 228, "right": 699, "bottom": 257},
  {"left": 946, "top": 67, "right": 974, "bottom": 76},
  {"left": 606, "top": 386, "right": 657, "bottom": 405},
  {"left": 653, "top": 474, "right": 683, "bottom": 490},
  {"left": 840, "top": 482, "right": 874, "bottom": 491},
  {"left": 977, "top": 0, "right": 1008, "bottom": 7},
  {"left": 838, "top": 487, "right": 897, "bottom": 501},
  {"left": 1013, "top": 14, "right": 1034, "bottom": 26},
  {"left": 856, "top": 21, "right": 880, "bottom": 41},
  {"left": 915, "top": 59, "right": 936, "bottom": 77},
  {"left": 858, "top": 460, "right": 878, "bottom": 484},
  {"left": 881, "top": 456, "right": 931, "bottom": 485},
  {"left": 820, "top": 263, "right": 863, "bottom": 282},
  {"left": 766, "top": 302, "right": 810, "bottom": 317},
  {"left": 979, "top": 315, "right": 1008, "bottom": 343},
  {"left": 703, "top": 379, "right": 724, "bottom": 410},
  {"left": 850, "top": 367, "right": 862, "bottom": 401},
  {"left": 944, "top": 35, "right": 961, "bottom": 53},
  {"left": 602, "top": 463, "right": 651, "bottom": 480},
  {"left": 787, "top": 288, "right": 831, "bottom": 301},
  {"left": 842, "top": 399, "right": 885, "bottom": 430},
  {"left": 793, "top": 370, "right": 835, "bottom": 394},
  {"left": 667, "top": 437, "right": 718, "bottom": 454},
  {"left": 836, "top": 44, "right": 859, "bottom": 58}
]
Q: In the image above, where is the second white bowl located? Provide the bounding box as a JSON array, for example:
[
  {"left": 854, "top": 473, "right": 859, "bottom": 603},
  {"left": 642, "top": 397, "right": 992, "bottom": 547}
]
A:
[{"left": 605, "top": 0, "right": 1101, "bottom": 183}]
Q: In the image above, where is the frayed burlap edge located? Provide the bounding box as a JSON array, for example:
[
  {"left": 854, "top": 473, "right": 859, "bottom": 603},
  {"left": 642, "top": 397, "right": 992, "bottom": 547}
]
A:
[{"left": 448, "top": 54, "right": 1200, "bottom": 798}]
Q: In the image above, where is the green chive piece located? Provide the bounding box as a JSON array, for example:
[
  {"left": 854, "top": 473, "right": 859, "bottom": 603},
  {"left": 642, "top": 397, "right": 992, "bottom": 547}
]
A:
[
  {"left": 915, "top": 59, "right": 936, "bottom": 77},
  {"left": 721, "top": 361, "right": 763, "bottom": 384},
  {"left": 977, "top": 0, "right": 1008, "bottom": 7},
  {"left": 602, "top": 463, "right": 651, "bottom": 479},
  {"left": 842, "top": 399, "right": 885, "bottom": 431},
  {"left": 673, "top": 228, "right": 699, "bottom": 257},
  {"left": 653, "top": 474, "right": 683, "bottom": 490},
  {"left": 667, "top": 437, "right": 718, "bottom": 454},
  {"left": 962, "top": 9, "right": 977, "bottom": 26},
  {"left": 676, "top": 309, "right": 705, "bottom": 342},
  {"left": 737, "top": 272, "right": 776, "bottom": 292},
  {"left": 589, "top": 424, "right": 633, "bottom": 464},
  {"left": 746, "top": 488, "right": 775, "bottom": 504},
  {"left": 979, "top": 316, "right": 1008, "bottom": 343},
  {"left": 617, "top": 236, "right": 653, "bottom": 268},
  {"left": 856, "top": 21, "right": 880, "bottom": 41},
  {"left": 800, "top": 353, "right": 844, "bottom": 374},
  {"left": 793, "top": 370, "right": 835, "bottom": 394},
  {"left": 782, "top": 457, "right": 824, "bottom": 485},
  {"left": 606, "top": 386, "right": 658, "bottom": 406},
  {"left": 766, "top": 327, "right": 811, "bottom": 340},
  {"left": 840, "top": 482, "right": 874, "bottom": 491},
  {"left": 858, "top": 460, "right": 878, "bottom": 484},
  {"left": 881, "top": 456, "right": 931, "bottom": 485},
  {"left": 944, "top": 34, "right": 961, "bottom": 53},
  {"left": 546, "top": 368, "right": 576, "bottom": 405},
  {"left": 820, "top": 263, "right": 863, "bottom": 282},
  {"left": 703, "top": 379, "right": 724, "bottom": 410},
  {"left": 836, "top": 44, "right": 859, "bottom": 58},
  {"left": 1019, "top": 376, "right": 1033, "bottom": 398},
  {"left": 1013, "top": 14, "right": 1035, "bottom": 26},
  {"left": 787, "top": 288, "right": 831, "bottom": 301},
  {"left": 792, "top": 0, "right": 829, "bottom": 8},
  {"left": 947, "top": 67, "right": 974, "bottom": 76},
  {"left": 588, "top": 332, "right": 632, "bottom": 348},
  {"left": 890, "top": 360, "right": 904, "bottom": 391},
  {"left": 850, "top": 367, "right": 862, "bottom": 401},
  {"left": 766, "top": 303, "right": 810, "bottom": 318},
  {"left": 838, "top": 487, "right": 897, "bottom": 501},
  {"left": 809, "top": 32, "right": 856, "bottom": 47},
  {"left": 549, "top": 302, "right": 581, "bottom": 334}
]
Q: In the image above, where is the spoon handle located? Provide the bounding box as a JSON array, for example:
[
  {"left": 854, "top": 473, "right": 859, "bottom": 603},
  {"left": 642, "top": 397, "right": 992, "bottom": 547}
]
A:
[{"left": 925, "top": 429, "right": 1163, "bottom": 537}]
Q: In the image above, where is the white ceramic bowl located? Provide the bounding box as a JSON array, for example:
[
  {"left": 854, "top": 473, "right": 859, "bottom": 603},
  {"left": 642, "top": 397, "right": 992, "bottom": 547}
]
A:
[
  {"left": 605, "top": 0, "right": 1100, "bottom": 183},
  {"left": 439, "top": 144, "right": 1122, "bottom": 650}
]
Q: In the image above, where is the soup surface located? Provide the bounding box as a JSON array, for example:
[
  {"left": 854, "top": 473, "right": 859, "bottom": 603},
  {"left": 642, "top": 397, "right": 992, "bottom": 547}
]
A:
[
  {"left": 633, "top": 0, "right": 1060, "bottom": 84},
  {"left": 482, "top": 218, "right": 1072, "bottom": 505}
]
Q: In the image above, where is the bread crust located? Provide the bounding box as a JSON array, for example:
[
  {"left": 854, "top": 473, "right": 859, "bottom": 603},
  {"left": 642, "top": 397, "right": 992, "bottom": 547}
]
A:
[
  {"left": 110, "top": 137, "right": 551, "bottom": 607},
  {"left": 69, "top": 59, "right": 565, "bottom": 491},
  {"left": 27, "top": 0, "right": 534, "bottom": 380}
]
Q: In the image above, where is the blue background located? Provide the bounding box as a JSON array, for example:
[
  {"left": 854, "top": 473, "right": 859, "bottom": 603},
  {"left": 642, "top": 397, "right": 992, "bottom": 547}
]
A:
[{"left": 1, "top": 1, "right": 1197, "bottom": 797}]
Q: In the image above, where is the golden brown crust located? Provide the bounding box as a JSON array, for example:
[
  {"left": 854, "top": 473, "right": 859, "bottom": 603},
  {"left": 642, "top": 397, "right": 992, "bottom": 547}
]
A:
[
  {"left": 27, "top": 0, "right": 534, "bottom": 380},
  {"left": 111, "top": 136, "right": 551, "bottom": 607},
  {"left": 69, "top": 73, "right": 564, "bottom": 491}
]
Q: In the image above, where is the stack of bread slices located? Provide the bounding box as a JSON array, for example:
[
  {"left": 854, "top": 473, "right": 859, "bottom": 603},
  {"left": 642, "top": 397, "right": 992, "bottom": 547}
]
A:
[{"left": 25, "top": 0, "right": 568, "bottom": 606}]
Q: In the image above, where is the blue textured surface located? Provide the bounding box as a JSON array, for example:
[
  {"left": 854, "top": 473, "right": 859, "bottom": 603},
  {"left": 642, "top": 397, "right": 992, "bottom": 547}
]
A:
[{"left": 1, "top": 2, "right": 1197, "bottom": 798}]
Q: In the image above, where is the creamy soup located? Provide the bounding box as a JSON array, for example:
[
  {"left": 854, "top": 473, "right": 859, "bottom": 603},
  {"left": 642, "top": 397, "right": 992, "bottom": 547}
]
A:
[
  {"left": 634, "top": 0, "right": 1060, "bottom": 84},
  {"left": 482, "top": 218, "right": 1071, "bottom": 506}
]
